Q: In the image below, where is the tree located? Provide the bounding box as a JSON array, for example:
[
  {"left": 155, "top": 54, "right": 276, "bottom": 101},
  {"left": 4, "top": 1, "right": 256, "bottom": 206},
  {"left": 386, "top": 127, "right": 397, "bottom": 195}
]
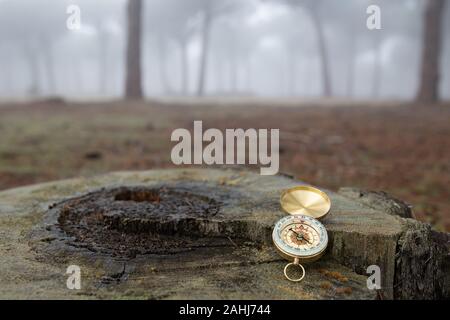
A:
[
  {"left": 125, "top": 0, "right": 143, "bottom": 99},
  {"left": 307, "top": 1, "right": 332, "bottom": 97},
  {"left": 145, "top": 0, "right": 200, "bottom": 95},
  {"left": 95, "top": 19, "right": 122, "bottom": 96},
  {"left": 196, "top": 6, "right": 213, "bottom": 96},
  {"left": 416, "top": 0, "right": 446, "bottom": 103},
  {"left": 195, "top": 0, "right": 240, "bottom": 96},
  {"left": 280, "top": 0, "right": 332, "bottom": 97},
  {"left": 73, "top": 0, "right": 125, "bottom": 97},
  {"left": 210, "top": 4, "right": 258, "bottom": 94},
  {"left": 260, "top": 10, "right": 304, "bottom": 96},
  {"left": 0, "top": 0, "right": 67, "bottom": 97}
]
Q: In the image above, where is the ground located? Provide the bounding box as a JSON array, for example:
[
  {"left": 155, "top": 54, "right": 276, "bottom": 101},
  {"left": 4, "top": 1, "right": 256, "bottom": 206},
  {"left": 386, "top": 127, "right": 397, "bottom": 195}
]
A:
[{"left": 0, "top": 98, "right": 448, "bottom": 231}]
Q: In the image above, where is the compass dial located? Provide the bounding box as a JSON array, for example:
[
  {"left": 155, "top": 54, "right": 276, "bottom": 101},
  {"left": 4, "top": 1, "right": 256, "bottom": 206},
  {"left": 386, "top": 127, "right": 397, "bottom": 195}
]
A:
[
  {"left": 282, "top": 223, "right": 320, "bottom": 249},
  {"left": 272, "top": 214, "right": 328, "bottom": 262}
]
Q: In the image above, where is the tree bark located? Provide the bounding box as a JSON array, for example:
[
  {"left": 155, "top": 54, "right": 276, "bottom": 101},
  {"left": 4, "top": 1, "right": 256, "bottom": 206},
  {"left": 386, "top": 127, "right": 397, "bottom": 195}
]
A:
[
  {"left": 196, "top": 10, "right": 212, "bottom": 97},
  {"left": 125, "top": 0, "right": 143, "bottom": 99},
  {"left": 416, "top": 0, "right": 446, "bottom": 104},
  {"left": 2, "top": 169, "right": 448, "bottom": 299}
]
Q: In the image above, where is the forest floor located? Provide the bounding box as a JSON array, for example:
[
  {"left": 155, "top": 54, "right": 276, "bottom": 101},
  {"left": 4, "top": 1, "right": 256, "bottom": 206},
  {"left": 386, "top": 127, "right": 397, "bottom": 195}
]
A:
[{"left": 0, "top": 98, "right": 449, "bottom": 231}]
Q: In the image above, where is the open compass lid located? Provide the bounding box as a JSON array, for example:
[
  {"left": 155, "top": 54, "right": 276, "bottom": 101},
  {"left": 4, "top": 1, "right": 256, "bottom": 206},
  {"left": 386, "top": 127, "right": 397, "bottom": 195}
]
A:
[{"left": 280, "top": 186, "right": 331, "bottom": 219}]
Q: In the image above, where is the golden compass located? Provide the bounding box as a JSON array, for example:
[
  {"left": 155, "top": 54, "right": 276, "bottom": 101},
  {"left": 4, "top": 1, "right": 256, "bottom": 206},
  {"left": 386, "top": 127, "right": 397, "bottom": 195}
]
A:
[{"left": 272, "top": 186, "right": 331, "bottom": 282}]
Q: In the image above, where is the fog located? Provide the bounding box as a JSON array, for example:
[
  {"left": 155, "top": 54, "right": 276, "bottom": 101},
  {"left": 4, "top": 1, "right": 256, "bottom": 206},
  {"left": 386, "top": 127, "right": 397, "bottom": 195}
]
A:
[{"left": 0, "top": 0, "right": 449, "bottom": 100}]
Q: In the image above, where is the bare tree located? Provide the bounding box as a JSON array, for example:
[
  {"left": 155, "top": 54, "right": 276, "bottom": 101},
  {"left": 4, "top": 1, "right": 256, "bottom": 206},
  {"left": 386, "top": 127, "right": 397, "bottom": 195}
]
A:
[
  {"left": 196, "top": 2, "right": 213, "bottom": 96},
  {"left": 0, "top": 0, "right": 67, "bottom": 97},
  {"left": 145, "top": 0, "right": 200, "bottom": 95},
  {"left": 212, "top": 9, "right": 256, "bottom": 95},
  {"left": 125, "top": 0, "right": 143, "bottom": 99},
  {"left": 416, "top": 0, "right": 446, "bottom": 103},
  {"left": 281, "top": 0, "right": 332, "bottom": 97},
  {"left": 195, "top": 0, "right": 240, "bottom": 96},
  {"left": 307, "top": 2, "right": 332, "bottom": 97},
  {"left": 342, "top": 5, "right": 361, "bottom": 98},
  {"left": 96, "top": 22, "right": 110, "bottom": 95}
]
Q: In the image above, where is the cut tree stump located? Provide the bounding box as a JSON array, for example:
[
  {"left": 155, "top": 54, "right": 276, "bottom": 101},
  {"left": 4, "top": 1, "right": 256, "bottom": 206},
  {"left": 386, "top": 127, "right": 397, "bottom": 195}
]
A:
[{"left": 0, "top": 168, "right": 447, "bottom": 299}]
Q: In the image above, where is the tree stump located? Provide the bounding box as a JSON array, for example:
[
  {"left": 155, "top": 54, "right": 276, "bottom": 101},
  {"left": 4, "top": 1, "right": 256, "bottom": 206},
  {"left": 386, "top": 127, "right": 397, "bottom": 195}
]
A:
[{"left": 0, "top": 168, "right": 447, "bottom": 299}]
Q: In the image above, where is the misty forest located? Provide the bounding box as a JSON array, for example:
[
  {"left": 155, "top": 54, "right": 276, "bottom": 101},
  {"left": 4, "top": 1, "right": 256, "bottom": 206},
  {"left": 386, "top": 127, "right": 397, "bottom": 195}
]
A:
[
  {"left": 0, "top": 0, "right": 449, "bottom": 101},
  {"left": 0, "top": 0, "right": 449, "bottom": 231}
]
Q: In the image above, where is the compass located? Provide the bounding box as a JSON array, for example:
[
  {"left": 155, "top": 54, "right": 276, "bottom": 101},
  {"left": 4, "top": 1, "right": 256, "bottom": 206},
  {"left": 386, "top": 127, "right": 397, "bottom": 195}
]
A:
[{"left": 273, "top": 186, "right": 331, "bottom": 282}]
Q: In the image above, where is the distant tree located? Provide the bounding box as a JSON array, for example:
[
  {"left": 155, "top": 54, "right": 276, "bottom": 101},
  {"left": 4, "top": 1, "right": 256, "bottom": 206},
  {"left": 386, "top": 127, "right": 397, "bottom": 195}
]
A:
[
  {"left": 72, "top": 0, "right": 125, "bottom": 97},
  {"left": 338, "top": 1, "right": 367, "bottom": 98},
  {"left": 145, "top": 0, "right": 204, "bottom": 95},
  {"left": 306, "top": 1, "right": 332, "bottom": 97},
  {"left": 125, "top": 0, "right": 143, "bottom": 99},
  {"left": 279, "top": 0, "right": 332, "bottom": 97},
  {"left": 0, "top": 0, "right": 66, "bottom": 97},
  {"left": 416, "top": 0, "right": 446, "bottom": 103},
  {"left": 196, "top": 1, "right": 214, "bottom": 96},
  {"left": 211, "top": 5, "right": 257, "bottom": 94},
  {"left": 260, "top": 11, "right": 304, "bottom": 96},
  {"left": 195, "top": 0, "right": 239, "bottom": 96},
  {"left": 96, "top": 21, "right": 110, "bottom": 95},
  {"left": 95, "top": 19, "right": 122, "bottom": 96},
  {"left": 363, "top": 0, "right": 424, "bottom": 100}
]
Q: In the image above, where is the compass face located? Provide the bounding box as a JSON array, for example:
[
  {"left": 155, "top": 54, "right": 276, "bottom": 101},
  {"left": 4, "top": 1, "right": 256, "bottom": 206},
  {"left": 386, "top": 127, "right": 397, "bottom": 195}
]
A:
[{"left": 272, "top": 214, "right": 328, "bottom": 260}]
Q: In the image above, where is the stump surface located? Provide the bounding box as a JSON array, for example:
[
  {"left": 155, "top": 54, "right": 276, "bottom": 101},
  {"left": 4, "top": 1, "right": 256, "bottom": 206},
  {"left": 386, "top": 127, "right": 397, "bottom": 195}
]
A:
[{"left": 0, "top": 168, "right": 447, "bottom": 299}]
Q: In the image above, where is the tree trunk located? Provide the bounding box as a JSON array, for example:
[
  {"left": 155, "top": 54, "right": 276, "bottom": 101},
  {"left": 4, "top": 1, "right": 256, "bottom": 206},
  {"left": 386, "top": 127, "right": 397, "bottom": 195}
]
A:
[
  {"left": 309, "top": 9, "right": 332, "bottom": 97},
  {"left": 416, "top": 0, "right": 446, "bottom": 104},
  {"left": 125, "top": 0, "right": 143, "bottom": 99},
  {"left": 196, "top": 10, "right": 212, "bottom": 97},
  {"left": 2, "top": 169, "right": 448, "bottom": 299}
]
